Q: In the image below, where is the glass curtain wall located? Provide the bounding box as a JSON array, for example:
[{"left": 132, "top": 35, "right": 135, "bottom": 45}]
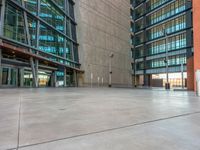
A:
[
  {"left": 2, "top": 0, "right": 79, "bottom": 87},
  {"left": 3, "top": 0, "right": 79, "bottom": 66},
  {"left": 131, "top": 0, "right": 192, "bottom": 87}
]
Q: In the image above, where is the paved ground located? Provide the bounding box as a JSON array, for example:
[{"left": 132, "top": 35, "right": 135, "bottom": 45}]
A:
[{"left": 0, "top": 88, "right": 200, "bottom": 150}]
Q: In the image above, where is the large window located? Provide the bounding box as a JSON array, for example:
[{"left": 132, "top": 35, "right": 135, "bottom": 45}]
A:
[
  {"left": 53, "top": 0, "right": 65, "bottom": 10},
  {"left": 147, "top": 15, "right": 186, "bottom": 41},
  {"left": 40, "top": 0, "right": 64, "bottom": 32},
  {"left": 4, "top": 4, "right": 27, "bottom": 43},
  {"left": 39, "top": 23, "right": 64, "bottom": 57},
  {"left": 146, "top": 33, "right": 186, "bottom": 56},
  {"left": 147, "top": 54, "right": 186, "bottom": 69},
  {"left": 135, "top": 5, "right": 145, "bottom": 19},
  {"left": 27, "top": 16, "right": 37, "bottom": 47},
  {"left": 69, "top": 1, "right": 74, "bottom": 19},
  {"left": 3, "top": 0, "right": 79, "bottom": 68},
  {"left": 147, "top": 0, "right": 186, "bottom": 26},
  {"left": 147, "top": 0, "right": 169, "bottom": 12},
  {"left": 24, "top": 0, "right": 37, "bottom": 15}
]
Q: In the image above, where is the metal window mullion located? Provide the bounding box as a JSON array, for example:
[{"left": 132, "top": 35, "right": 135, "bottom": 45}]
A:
[
  {"left": 65, "top": 2, "right": 74, "bottom": 64},
  {"left": 0, "top": 0, "right": 6, "bottom": 86},
  {"left": 63, "top": 0, "right": 67, "bottom": 87},
  {"left": 0, "top": 0, "right": 5, "bottom": 36},
  {"left": 36, "top": 0, "right": 40, "bottom": 48},
  {"left": 68, "top": 21, "right": 75, "bottom": 64},
  {"left": 63, "top": 0, "right": 67, "bottom": 60},
  {"left": 66, "top": 0, "right": 70, "bottom": 15}
]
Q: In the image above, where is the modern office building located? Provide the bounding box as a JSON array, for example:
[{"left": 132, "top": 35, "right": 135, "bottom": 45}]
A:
[
  {"left": 0, "top": 0, "right": 133, "bottom": 88},
  {"left": 2, "top": 0, "right": 196, "bottom": 89},
  {"left": 0, "top": 0, "right": 81, "bottom": 88},
  {"left": 130, "top": 0, "right": 193, "bottom": 88},
  {"left": 76, "top": 0, "right": 132, "bottom": 87}
]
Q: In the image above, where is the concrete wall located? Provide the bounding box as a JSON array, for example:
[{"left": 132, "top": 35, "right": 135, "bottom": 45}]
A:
[{"left": 75, "top": 0, "right": 132, "bottom": 87}]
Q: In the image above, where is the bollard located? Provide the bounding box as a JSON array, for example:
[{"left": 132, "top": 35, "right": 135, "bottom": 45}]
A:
[{"left": 196, "top": 70, "right": 200, "bottom": 96}]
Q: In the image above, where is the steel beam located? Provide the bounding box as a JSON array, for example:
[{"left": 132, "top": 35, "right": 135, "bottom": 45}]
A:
[
  {"left": 22, "top": 0, "right": 38, "bottom": 87},
  {"left": 34, "top": 0, "right": 40, "bottom": 87}
]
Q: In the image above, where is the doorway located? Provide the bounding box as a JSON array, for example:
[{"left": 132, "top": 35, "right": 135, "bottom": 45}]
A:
[{"left": 1, "top": 67, "right": 18, "bottom": 87}]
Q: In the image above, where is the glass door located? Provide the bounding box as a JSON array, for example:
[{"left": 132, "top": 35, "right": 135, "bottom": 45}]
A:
[
  {"left": 1, "top": 67, "right": 18, "bottom": 87},
  {"left": 23, "top": 71, "right": 33, "bottom": 87},
  {"left": 2, "top": 68, "right": 9, "bottom": 85},
  {"left": 10, "top": 68, "right": 17, "bottom": 86}
]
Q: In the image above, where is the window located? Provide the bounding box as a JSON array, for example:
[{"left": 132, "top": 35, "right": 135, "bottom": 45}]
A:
[
  {"left": 40, "top": 0, "right": 64, "bottom": 32},
  {"left": 4, "top": 3, "right": 27, "bottom": 43},
  {"left": 147, "top": 0, "right": 187, "bottom": 26},
  {"left": 39, "top": 23, "right": 64, "bottom": 57},
  {"left": 69, "top": 1, "right": 74, "bottom": 19}
]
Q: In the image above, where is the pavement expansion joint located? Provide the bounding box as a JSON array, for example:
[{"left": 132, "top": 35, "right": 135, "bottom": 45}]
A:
[
  {"left": 14, "top": 110, "right": 200, "bottom": 150},
  {"left": 16, "top": 96, "right": 22, "bottom": 150}
]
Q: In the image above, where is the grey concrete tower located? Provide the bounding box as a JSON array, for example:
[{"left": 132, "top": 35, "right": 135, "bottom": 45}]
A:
[{"left": 76, "top": 0, "right": 132, "bottom": 87}]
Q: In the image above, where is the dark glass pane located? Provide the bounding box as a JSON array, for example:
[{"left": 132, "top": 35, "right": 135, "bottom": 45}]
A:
[
  {"left": 10, "top": 68, "right": 17, "bottom": 86},
  {"left": 2, "top": 68, "right": 9, "bottom": 85},
  {"left": 24, "top": 0, "right": 37, "bottom": 15},
  {"left": 4, "top": 3, "right": 27, "bottom": 43},
  {"left": 40, "top": 0, "right": 64, "bottom": 32},
  {"left": 54, "top": 0, "right": 65, "bottom": 10},
  {"left": 69, "top": 1, "right": 74, "bottom": 19},
  {"left": 71, "top": 23, "right": 77, "bottom": 41},
  {"left": 73, "top": 44, "right": 79, "bottom": 63},
  {"left": 66, "top": 19, "right": 70, "bottom": 36},
  {"left": 27, "top": 16, "right": 37, "bottom": 47},
  {"left": 66, "top": 40, "right": 72, "bottom": 60},
  {"left": 39, "top": 24, "right": 64, "bottom": 57}
]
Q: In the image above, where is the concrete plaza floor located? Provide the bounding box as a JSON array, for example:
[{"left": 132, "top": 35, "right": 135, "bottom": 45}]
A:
[{"left": 0, "top": 87, "right": 200, "bottom": 150}]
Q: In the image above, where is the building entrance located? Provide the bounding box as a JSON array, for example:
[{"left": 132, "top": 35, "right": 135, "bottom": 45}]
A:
[
  {"left": 24, "top": 70, "right": 51, "bottom": 87},
  {"left": 1, "top": 67, "right": 18, "bottom": 87}
]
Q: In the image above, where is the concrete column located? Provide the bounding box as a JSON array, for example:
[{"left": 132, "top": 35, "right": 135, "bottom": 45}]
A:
[
  {"left": 51, "top": 71, "right": 57, "bottom": 87},
  {"left": 50, "top": 72, "right": 54, "bottom": 87},
  {"left": 64, "top": 68, "right": 67, "bottom": 87},
  {"left": 0, "top": 47, "right": 2, "bottom": 86},
  {"left": 144, "top": 74, "right": 151, "bottom": 87},
  {"left": 73, "top": 70, "right": 78, "bottom": 87},
  {"left": 51, "top": 71, "right": 56, "bottom": 87},
  {"left": 30, "top": 58, "right": 37, "bottom": 87},
  {"left": 20, "top": 68, "right": 24, "bottom": 87}
]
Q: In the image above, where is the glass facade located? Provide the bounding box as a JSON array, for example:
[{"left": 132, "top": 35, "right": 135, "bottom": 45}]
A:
[
  {"left": 130, "top": 0, "right": 193, "bottom": 86},
  {"left": 0, "top": 0, "right": 80, "bottom": 87},
  {"left": 3, "top": 0, "right": 79, "bottom": 64}
]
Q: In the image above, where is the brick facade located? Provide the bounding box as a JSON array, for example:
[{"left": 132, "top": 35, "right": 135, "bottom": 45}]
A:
[
  {"left": 187, "top": 57, "right": 194, "bottom": 90},
  {"left": 193, "top": 0, "right": 200, "bottom": 91}
]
